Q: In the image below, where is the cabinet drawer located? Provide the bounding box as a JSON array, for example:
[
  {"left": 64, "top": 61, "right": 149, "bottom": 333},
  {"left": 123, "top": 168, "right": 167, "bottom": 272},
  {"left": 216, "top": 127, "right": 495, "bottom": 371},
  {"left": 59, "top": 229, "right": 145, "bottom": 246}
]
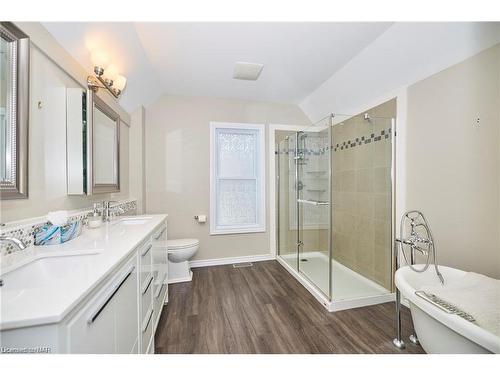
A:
[
  {"left": 141, "top": 306, "right": 154, "bottom": 354},
  {"left": 139, "top": 241, "right": 153, "bottom": 285},
  {"left": 152, "top": 224, "right": 167, "bottom": 242},
  {"left": 153, "top": 282, "right": 167, "bottom": 330},
  {"left": 151, "top": 223, "right": 167, "bottom": 306},
  {"left": 140, "top": 273, "right": 153, "bottom": 321}
]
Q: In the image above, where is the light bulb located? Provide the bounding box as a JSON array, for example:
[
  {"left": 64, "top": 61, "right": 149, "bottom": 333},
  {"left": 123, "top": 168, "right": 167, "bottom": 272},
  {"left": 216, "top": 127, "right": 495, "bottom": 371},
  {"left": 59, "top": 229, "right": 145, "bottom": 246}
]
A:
[
  {"left": 104, "top": 64, "right": 119, "bottom": 84},
  {"left": 113, "top": 75, "right": 127, "bottom": 91},
  {"left": 90, "top": 50, "right": 108, "bottom": 69}
]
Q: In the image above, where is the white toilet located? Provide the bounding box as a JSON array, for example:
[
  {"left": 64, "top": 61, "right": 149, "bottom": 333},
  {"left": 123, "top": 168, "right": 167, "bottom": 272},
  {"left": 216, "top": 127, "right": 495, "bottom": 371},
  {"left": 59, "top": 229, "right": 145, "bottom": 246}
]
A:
[{"left": 167, "top": 238, "right": 199, "bottom": 283}]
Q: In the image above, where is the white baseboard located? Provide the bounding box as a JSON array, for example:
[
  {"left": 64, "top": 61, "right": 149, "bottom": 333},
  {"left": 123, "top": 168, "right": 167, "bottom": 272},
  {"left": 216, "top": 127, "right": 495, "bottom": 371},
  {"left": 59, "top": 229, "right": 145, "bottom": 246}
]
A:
[
  {"left": 168, "top": 270, "right": 193, "bottom": 284},
  {"left": 190, "top": 253, "right": 274, "bottom": 268}
]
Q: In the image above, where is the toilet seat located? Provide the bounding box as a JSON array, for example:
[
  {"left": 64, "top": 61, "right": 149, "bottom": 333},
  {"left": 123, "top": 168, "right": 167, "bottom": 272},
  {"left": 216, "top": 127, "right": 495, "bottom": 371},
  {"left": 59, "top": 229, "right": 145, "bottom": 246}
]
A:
[{"left": 167, "top": 238, "right": 199, "bottom": 250}]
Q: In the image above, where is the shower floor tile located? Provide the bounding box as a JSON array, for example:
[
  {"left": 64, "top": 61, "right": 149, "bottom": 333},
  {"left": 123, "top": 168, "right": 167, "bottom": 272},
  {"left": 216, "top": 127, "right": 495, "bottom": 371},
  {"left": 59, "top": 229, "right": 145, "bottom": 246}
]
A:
[{"left": 154, "top": 260, "right": 423, "bottom": 354}]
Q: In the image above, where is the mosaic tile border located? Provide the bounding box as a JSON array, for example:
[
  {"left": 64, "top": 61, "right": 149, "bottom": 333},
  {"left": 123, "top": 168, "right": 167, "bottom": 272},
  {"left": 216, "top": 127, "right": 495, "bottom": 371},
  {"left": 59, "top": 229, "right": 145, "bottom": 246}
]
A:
[
  {"left": 0, "top": 199, "right": 137, "bottom": 255},
  {"left": 275, "top": 128, "right": 392, "bottom": 155},
  {"left": 333, "top": 128, "right": 391, "bottom": 152}
]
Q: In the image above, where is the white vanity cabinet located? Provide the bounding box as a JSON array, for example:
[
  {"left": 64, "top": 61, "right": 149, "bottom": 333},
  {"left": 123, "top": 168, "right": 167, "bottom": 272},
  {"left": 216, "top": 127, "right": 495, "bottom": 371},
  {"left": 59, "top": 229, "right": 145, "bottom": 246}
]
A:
[{"left": 0, "top": 217, "right": 169, "bottom": 354}]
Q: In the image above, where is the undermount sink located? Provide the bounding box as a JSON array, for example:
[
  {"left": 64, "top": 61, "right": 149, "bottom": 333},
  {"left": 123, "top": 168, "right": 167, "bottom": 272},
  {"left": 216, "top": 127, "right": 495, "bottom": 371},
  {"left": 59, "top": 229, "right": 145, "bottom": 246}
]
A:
[
  {"left": 113, "top": 216, "right": 153, "bottom": 226},
  {"left": 0, "top": 252, "right": 100, "bottom": 290}
]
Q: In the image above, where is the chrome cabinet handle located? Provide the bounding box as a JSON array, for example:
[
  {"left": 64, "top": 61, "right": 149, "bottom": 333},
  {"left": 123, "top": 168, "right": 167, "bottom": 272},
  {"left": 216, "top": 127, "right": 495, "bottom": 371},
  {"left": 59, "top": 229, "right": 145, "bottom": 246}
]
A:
[
  {"left": 142, "top": 308, "right": 154, "bottom": 333},
  {"left": 154, "top": 227, "right": 166, "bottom": 240},
  {"left": 155, "top": 285, "right": 161, "bottom": 298},
  {"left": 141, "top": 244, "right": 152, "bottom": 257},
  {"left": 87, "top": 265, "right": 135, "bottom": 325},
  {"left": 155, "top": 282, "right": 167, "bottom": 299},
  {"left": 142, "top": 275, "right": 153, "bottom": 295}
]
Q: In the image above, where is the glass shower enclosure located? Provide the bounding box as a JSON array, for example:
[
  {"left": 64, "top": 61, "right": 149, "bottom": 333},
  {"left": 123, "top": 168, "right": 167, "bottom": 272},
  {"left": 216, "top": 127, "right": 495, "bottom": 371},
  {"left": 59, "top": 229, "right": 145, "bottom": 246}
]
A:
[
  {"left": 277, "top": 122, "right": 332, "bottom": 298},
  {"left": 276, "top": 108, "right": 395, "bottom": 310}
]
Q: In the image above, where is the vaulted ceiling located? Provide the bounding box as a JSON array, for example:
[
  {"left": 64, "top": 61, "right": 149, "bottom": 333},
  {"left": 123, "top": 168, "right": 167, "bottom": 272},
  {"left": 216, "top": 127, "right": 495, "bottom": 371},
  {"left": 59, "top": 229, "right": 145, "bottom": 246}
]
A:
[{"left": 43, "top": 22, "right": 393, "bottom": 113}]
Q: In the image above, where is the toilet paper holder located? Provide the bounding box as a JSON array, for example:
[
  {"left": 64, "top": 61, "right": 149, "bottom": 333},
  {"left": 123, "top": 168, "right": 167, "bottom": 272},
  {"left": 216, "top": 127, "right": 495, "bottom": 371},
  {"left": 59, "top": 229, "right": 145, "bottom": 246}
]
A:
[{"left": 194, "top": 215, "right": 207, "bottom": 223}]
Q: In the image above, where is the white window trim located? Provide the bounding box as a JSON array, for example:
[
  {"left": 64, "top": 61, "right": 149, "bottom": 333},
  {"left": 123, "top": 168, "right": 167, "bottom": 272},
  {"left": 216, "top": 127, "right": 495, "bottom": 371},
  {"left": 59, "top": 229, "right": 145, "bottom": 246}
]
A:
[{"left": 209, "top": 122, "right": 266, "bottom": 235}]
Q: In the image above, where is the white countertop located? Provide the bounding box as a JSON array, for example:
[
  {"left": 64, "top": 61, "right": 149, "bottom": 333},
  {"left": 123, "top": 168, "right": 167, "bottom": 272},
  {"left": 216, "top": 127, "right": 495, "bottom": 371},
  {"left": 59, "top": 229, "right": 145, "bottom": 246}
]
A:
[{"left": 0, "top": 214, "right": 167, "bottom": 331}]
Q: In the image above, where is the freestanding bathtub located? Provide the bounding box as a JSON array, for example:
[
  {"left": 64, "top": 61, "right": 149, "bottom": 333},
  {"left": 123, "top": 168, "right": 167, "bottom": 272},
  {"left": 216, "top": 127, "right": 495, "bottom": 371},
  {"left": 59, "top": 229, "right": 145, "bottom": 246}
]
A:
[{"left": 395, "top": 265, "right": 500, "bottom": 354}]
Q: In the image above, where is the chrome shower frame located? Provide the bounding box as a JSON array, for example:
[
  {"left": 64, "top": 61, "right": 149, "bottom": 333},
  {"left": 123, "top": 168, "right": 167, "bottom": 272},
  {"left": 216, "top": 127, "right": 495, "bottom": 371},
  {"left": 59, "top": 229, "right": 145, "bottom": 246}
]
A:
[{"left": 274, "top": 110, "right": 397, "bottom": 312}]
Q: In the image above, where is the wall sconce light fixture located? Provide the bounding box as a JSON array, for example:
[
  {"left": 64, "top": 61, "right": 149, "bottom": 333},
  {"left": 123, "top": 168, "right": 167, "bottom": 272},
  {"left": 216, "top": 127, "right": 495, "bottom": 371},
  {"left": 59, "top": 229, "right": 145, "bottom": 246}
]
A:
[{"left": 87, "top": 50, "right": 127, "bottom": 98}]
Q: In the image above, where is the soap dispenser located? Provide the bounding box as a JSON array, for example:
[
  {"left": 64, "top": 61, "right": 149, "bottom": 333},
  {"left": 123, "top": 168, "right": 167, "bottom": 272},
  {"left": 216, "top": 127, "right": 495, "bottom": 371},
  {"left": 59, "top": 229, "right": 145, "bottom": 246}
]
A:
[{"left": 87, "top": 203, "right": 103, "bottom": 229}]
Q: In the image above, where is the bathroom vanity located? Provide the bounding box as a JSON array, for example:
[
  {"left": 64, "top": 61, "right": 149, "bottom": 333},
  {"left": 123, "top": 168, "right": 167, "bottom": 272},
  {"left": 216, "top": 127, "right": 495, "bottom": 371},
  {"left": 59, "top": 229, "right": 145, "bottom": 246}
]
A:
[{"left": 0, "top": 215, "right": 168, "bottom": 354}]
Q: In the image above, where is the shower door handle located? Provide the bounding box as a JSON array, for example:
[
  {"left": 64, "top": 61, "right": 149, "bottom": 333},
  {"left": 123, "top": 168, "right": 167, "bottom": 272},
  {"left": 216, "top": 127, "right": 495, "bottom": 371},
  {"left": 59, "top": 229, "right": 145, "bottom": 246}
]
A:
[{"left": 297, "top": 199, "right": 330, "bottom": 206}]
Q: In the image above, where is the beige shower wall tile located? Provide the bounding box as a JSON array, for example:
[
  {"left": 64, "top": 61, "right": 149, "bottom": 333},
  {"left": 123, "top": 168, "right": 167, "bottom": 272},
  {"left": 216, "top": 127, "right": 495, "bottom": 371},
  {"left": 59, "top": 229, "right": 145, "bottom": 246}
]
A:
[
  {"left": 340, "top": 213, "right": 357, "bottom": 237},
  {"left": 345, "top": 192, "right": 356, "bottom": 214},
  {"left": 374, "top": 193, "right": 391, "bottom": 221},
  {"left": 356, "top": 168, "right": 374, "bottom": 192},
  {"left": 332, "top": 151, "right": 344, "bottom": 172},
  {"left": 374, "top": 245, "right": 392, "bottom": 290},
  {"left": 356, "top": 193, "right": 374, "bottom": 218},
  {"left": 343, "top": 148, "right": 356, "bottom": 170},
  {"left": 373, "top": 166, "right": 390, "bottom": 193},
  {"left": 355, "top": 142, "right": 374, "bottom": 169},
  {"left": 355, "top": 238, "right": 375, "bottom": 275},
  {"left": 374, "top": 138, "right": 391, "bottom": 168},
  {"left": 332, "top": 172, "right": 341, "bottom": 192},
  {"left": 340, "top": 170, "right": 356, "bottom": 192},
  {"left": 355, "top": 216, "right": 375, "bottom": 243},
  {"left": 374, "top": 220, "right": 391, "bottom": 247}
]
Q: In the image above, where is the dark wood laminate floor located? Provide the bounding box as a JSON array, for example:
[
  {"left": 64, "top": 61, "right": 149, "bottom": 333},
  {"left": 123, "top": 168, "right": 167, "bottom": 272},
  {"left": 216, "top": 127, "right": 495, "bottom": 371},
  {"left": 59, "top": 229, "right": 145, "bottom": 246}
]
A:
[{"left": 155, "top": 260, "right": 424, "bottom": 354}]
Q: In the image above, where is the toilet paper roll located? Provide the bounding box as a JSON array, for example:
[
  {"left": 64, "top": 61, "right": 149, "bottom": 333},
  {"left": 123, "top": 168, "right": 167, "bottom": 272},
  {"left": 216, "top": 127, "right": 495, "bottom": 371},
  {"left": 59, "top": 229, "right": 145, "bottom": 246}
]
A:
[{"left": 197, "top": 215, "right": 207, "bottom": 223}]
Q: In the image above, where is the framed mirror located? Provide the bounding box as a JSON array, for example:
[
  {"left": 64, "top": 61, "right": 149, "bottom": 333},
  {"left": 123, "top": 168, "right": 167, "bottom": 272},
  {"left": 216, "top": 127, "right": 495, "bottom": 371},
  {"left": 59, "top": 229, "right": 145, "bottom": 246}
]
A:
[
  {"left": 66, "top": 90, "right": 120, "bottom": 195},
  {"left": 90, "top": 94, "right": 120, "bottom": 193},
  {"left": 0, "top": 22, "right": 29, "bottom": 200}
]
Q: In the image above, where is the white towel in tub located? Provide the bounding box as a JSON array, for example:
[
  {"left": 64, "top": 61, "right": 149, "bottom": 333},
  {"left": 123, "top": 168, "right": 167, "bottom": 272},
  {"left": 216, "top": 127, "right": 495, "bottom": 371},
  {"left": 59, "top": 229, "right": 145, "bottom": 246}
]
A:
[{"left": 422, "top": 272, "right": 500, "bottom": 337}]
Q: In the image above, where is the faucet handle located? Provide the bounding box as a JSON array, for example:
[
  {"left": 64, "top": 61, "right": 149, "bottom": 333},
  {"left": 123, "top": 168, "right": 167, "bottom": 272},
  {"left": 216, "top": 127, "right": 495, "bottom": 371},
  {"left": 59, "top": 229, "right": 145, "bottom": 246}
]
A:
[{"left": 103, "top": 200, "right": 118, "bottom": 208}]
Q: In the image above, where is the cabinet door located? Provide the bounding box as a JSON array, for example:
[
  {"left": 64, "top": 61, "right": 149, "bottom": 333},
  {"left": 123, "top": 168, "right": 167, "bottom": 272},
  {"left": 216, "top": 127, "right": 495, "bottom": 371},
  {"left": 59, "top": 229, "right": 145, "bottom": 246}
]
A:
[
  {"left": 114, "top": 255, "right": 139, "bottom": 354},
  {"left": 67, "top": 297, "right": 115, "bottom": 353},
  {"left": 66, "top": 256, "right": 136, "bottom": 353}
]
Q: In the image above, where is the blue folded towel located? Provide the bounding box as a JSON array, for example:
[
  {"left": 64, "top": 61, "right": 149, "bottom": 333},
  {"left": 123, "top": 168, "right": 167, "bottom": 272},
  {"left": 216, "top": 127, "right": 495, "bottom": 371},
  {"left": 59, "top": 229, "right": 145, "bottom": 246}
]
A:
[{"left": 34, "top": 221, "right": 82, "bottom": 246}]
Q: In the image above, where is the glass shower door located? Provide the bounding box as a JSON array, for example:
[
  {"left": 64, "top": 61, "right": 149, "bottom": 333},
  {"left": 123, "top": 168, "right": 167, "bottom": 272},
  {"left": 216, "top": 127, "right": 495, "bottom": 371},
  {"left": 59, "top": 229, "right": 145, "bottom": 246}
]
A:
[
  {"left": 277, "top": 134, "right": 298, "bottom": 272},
  {"left": 297, "top": 128, "right": 332, "bottom": 298}
]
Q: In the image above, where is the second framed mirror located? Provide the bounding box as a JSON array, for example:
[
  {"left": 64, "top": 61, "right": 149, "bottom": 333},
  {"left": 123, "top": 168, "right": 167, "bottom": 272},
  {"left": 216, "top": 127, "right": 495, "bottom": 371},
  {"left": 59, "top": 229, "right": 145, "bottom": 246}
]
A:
[
  {"left": 90, "top": 93, "right": 120, "bottom": 194},
  {"left": 66, "top": 89, "right": 120, "bottom": 195}
]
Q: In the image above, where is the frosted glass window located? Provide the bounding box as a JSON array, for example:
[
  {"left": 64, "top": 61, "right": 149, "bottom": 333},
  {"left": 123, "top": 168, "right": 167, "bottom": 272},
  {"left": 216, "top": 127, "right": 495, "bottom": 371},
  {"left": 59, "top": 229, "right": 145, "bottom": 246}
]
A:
[
  {"left": 217, "top": 179, "right": 257, "bottom": 226},
  {"left": 210, "top": 122, "right": 265, "bottom": 234},
  {"left": 217, "top": 131, "right": 256, "bottom": 177}
]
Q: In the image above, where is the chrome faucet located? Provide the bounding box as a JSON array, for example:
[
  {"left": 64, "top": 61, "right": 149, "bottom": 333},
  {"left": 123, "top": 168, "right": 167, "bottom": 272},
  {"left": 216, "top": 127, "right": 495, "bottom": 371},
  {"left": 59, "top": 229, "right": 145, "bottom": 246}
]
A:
[
  {"left": 393, "top": 210, "right": 444, "bottom": 350},
  {"left": 396, "top": 226, "right": 431, "bottom": 256},
  {"left": 101, "top": 200, "right": 117, "bottom": 222},
  {"left": 0, "top": 235, "right": 28, "bottom": 250}
]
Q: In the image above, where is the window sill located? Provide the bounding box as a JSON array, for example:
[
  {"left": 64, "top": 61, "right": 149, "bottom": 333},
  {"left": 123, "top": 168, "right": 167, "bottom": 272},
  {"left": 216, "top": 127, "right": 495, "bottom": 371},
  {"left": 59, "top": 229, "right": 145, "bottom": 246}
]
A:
[{"left": 210, "top": 228, "right": 266, "bottom": 236}]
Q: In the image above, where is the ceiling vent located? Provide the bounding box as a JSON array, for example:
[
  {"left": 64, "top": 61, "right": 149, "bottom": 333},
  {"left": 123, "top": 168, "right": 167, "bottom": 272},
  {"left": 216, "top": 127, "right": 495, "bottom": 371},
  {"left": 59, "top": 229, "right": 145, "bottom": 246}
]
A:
[{"left": 233, "top": 62, "right": 264, "bottom": 81}]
